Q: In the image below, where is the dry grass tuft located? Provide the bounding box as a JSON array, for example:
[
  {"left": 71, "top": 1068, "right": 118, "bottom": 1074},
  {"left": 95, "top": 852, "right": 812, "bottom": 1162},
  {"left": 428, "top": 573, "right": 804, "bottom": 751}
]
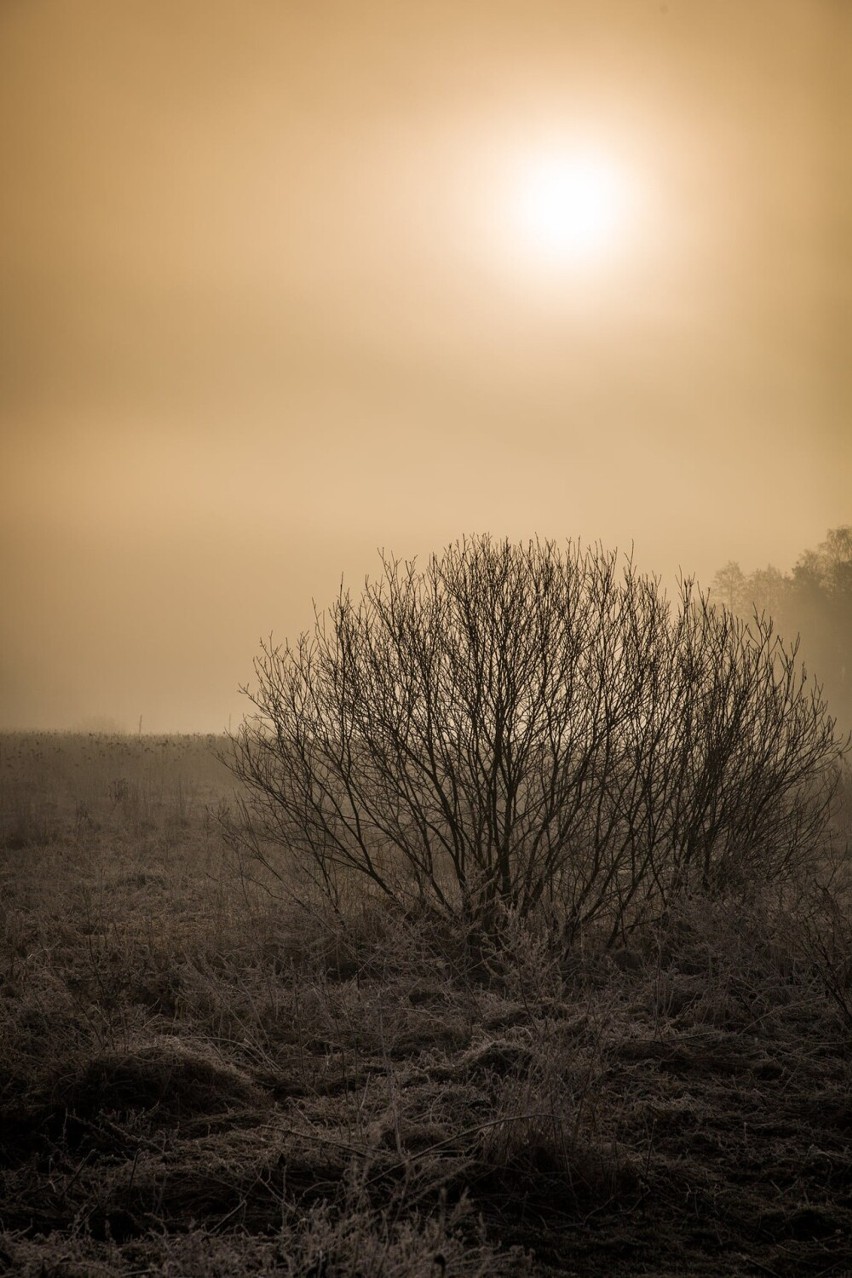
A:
[{"left": 62, "top": 1039, "right": 265, "bottom": 1121}]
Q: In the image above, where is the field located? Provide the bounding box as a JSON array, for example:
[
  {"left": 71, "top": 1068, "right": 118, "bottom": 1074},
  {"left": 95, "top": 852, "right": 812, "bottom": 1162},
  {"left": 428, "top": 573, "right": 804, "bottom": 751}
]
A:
[{"left": 1, "top": 732, "right": 851, "bottom": 1276}]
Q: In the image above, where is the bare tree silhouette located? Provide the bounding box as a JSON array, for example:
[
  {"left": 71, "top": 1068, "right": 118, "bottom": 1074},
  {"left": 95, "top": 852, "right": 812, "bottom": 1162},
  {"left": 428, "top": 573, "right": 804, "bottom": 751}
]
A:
[{"left": 227, "top": 537, "right": 847, "bottom": 942}]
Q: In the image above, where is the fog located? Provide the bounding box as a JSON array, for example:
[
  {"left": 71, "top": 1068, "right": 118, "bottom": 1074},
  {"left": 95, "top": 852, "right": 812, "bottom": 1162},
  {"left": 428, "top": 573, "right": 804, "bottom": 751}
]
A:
[{"left": 1, "top": 0, "right": 850, "bottom": 732}]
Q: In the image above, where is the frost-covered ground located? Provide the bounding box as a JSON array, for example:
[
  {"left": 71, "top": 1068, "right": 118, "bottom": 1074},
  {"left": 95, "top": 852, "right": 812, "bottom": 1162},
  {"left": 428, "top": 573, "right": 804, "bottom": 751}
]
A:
[{"left": 1, "top": 733, "right": 850, "bottom": 1276}]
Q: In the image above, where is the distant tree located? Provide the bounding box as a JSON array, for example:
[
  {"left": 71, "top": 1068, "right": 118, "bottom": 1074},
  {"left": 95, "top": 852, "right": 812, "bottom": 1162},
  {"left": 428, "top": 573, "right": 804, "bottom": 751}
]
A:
[
  {"left": 748, "top": 565, "right": 790, "bottom": 623},
  {"left": 226, "top": 538, "right": 847, "bottom": 943},
  {"left": 790, "top": 527, "right": 852, "bottom": 726},
  {"left": 712, "top": 528, "right": 851, "bottom": 731},
  {"left": 711, "top": 563, "right": 790, "bottom": 625},
  {"left": 711, "top": 561, "right": 748, "bottom": 613}
]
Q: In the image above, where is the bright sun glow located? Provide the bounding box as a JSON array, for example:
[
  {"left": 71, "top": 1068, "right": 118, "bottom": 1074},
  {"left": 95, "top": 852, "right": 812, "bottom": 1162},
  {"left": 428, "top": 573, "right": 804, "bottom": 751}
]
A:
[{"left": 511, "top": 149, "right": 630, "bottom": 267}]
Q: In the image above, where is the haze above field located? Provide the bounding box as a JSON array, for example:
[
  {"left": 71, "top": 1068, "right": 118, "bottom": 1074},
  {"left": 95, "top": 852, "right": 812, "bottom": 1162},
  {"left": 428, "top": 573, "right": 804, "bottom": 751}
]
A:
[{"left": 1, "top": 0, "right": 850, "bottom": 733}]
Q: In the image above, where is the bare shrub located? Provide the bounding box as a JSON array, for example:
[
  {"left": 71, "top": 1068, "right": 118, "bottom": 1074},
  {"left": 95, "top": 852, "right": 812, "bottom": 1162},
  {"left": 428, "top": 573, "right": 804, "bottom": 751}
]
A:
[
  {"left": 793, "top": 853, "right": 852, "bottom": 1029},
  {"left": 226, "top": 537, "right": 847, "bottom": 941}
]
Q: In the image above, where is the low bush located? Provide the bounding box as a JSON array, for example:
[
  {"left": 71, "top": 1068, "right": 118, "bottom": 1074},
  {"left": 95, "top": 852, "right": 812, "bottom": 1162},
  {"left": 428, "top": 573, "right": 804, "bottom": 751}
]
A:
[{"left": 227, "top": 536, "right": 848, "bottom": 941}]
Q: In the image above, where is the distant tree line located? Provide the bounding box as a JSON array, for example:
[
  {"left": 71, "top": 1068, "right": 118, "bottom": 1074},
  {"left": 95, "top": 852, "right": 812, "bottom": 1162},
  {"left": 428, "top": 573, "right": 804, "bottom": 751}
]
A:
[{"left": 711, "top": 527, "right": 852, "bottom": 731}]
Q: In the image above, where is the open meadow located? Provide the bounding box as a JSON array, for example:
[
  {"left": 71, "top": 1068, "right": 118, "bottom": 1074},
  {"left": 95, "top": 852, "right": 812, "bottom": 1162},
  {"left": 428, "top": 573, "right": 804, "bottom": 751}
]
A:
[{"left": 1, "top": 732, "right": 851, "bottom": 1276}]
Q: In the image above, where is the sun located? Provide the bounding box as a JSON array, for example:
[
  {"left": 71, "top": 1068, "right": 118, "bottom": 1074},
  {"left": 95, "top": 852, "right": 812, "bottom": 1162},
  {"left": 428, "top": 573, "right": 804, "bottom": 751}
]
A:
[{"left": 511, "top": 148, "right": 629, "bottom": 267}]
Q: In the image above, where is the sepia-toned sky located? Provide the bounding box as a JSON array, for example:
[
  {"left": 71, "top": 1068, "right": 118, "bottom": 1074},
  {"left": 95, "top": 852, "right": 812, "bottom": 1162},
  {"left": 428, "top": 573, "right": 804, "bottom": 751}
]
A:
[{"left": 2, "top": 0, "right": 850, "bottom": 732}]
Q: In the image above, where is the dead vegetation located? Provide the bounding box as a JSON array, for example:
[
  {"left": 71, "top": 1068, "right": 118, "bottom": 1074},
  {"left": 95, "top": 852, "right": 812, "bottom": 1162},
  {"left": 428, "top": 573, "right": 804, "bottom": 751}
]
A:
[{"left": 1, "top": 732, "right": 851, "bottom": 1276}]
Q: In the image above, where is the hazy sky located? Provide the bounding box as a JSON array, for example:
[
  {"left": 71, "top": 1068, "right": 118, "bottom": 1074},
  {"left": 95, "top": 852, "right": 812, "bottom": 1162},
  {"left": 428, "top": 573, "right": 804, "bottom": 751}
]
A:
[{"left": 2, "top": 0, "right": 850, "bottom": 732}]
